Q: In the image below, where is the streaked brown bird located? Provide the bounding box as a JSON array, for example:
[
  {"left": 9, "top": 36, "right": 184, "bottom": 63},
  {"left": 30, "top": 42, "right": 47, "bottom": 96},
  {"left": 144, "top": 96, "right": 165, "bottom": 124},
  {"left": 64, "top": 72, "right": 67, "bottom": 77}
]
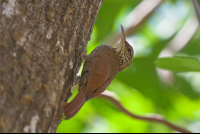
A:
[{"left": 61, "top": 25, "right": 134, "bottom": 119}]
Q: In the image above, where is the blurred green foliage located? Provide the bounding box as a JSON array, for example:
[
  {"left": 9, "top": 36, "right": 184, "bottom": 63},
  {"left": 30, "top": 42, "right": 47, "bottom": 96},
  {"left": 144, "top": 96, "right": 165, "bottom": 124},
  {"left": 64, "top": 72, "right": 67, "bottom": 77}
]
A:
[
  {"left": 155, "top": 56, "right": 200, "bottom": 72},
  {"left": 57, "top": 0, "right": 200, "bottom": 133}
]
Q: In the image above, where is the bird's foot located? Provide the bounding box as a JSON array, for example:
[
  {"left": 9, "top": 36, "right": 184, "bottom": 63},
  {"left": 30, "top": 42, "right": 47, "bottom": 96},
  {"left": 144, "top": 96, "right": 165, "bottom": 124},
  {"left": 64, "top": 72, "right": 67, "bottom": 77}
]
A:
[{"left": 73, "top": 75, "right": 81, "bottom": 86}]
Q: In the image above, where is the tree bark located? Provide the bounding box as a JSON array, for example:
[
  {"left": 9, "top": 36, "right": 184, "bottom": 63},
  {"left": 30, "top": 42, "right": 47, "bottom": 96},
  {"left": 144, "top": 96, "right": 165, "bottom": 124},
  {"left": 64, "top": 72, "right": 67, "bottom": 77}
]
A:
[{"left": 0, "top": 0, "right": 102, "bottom": 132}]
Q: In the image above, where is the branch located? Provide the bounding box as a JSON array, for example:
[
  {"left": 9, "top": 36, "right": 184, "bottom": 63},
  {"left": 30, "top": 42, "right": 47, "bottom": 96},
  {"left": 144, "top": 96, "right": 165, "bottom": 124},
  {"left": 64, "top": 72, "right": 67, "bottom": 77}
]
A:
[
  {"left": 107, "top": 0, "right": 162, "bottom": 46},
  {"left": 192, "top": 0, "right": 200, "bottom": 27},
  {"left": 98, "top": 91, "right": 191, "bottom": 133}
]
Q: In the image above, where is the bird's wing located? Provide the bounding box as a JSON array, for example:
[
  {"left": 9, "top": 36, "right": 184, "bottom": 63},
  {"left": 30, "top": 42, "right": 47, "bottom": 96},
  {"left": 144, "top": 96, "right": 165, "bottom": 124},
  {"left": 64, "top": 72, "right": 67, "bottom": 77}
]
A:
[{"left": 85, "top": 55, "right": 111, "bottom": 99}]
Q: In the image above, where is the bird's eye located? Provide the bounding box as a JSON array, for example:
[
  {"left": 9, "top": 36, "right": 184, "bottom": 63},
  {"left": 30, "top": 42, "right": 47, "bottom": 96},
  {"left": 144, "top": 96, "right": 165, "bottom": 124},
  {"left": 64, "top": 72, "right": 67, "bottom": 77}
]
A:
[{"left": 128, "top": 48, "right": 131, "bottom": 52}]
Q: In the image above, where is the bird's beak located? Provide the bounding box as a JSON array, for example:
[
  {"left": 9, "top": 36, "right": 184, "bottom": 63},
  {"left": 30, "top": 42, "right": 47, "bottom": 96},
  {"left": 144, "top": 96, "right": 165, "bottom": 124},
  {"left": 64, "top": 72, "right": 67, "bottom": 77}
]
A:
[{"left": 121, "top": 25, "right": 126, "bottom": 48}]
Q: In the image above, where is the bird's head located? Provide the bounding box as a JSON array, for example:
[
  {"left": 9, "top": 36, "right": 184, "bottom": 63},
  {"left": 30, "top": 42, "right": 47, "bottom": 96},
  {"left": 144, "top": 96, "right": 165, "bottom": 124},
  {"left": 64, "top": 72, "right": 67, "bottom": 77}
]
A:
[{"left": 115, "top": 25, "right": 134, "bottom": 68}]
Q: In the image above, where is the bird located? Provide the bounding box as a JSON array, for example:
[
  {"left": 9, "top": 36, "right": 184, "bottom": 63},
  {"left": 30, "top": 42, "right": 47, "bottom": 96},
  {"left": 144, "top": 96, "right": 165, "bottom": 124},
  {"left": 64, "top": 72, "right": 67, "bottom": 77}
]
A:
[{"left": 61, "top": 25, "right": 134, "bottom": 120}]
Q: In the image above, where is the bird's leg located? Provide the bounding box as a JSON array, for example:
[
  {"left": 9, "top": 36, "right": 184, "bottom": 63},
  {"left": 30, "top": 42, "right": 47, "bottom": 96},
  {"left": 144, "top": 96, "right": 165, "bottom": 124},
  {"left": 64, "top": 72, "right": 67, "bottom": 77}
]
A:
[
  {"left": 82, "top": 53, "right": 92, "bottom": 61},
  {"left": 77, "top": 51, "right": 92, "bottom": 91},
  {"left": 73, "top": 50, "right": 90, "bottom": 86},
  {"left": 73, "top": 75, "right": 81, "bottom": 86},
  {"left": 78, "top": 60, "right": 91, "bottom": 92}
]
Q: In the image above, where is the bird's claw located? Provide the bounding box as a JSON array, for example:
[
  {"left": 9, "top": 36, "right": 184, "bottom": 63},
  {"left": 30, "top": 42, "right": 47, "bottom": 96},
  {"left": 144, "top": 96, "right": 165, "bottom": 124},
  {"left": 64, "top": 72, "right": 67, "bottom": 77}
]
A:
[{"left": 73, "top": 76, "right": 81, "bottom": 86}]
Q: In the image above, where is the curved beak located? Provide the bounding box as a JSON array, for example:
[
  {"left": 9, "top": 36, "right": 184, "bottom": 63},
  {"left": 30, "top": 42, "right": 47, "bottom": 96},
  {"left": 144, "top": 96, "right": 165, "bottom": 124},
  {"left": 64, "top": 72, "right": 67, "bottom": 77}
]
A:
[{"left": 121, "top": 25, "right": 126, "bottom": 47}]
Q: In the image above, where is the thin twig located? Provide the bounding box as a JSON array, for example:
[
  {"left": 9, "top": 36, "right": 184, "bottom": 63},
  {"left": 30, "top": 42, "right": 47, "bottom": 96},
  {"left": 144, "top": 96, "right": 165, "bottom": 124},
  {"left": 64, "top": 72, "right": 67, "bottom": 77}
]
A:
[
  {"left": 98, "top": 92, "right": 191, "bottom": 133},
  {"left": 192, "top": 0, "right": 200, "bottom": 27}
]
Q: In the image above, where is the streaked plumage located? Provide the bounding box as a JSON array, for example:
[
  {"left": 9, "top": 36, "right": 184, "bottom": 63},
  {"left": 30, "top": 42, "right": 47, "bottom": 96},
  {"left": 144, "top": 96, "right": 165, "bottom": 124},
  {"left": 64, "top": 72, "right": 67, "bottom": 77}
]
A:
[{"left": 61, "top": 25, "right": 134, "bottom": 119}]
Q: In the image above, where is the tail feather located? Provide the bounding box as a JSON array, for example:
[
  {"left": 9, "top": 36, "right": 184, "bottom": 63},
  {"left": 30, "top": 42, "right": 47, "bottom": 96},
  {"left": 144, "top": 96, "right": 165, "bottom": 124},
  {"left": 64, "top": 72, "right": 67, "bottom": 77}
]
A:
[{"left": 61, "top": 89, "right": 86, "bottom": 120}]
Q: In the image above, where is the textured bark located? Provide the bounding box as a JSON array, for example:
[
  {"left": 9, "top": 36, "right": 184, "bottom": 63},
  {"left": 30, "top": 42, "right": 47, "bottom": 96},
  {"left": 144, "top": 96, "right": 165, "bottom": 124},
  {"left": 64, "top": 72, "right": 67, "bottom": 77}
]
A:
[{"left": 0, "top": 0, "right": 102, "bottom": 133}]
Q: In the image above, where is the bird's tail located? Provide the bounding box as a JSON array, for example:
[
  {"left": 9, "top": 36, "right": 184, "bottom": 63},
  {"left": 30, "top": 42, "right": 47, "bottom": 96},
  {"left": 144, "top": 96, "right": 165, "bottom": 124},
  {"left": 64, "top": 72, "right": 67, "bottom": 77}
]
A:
[{"left": 61, "top": 88, "right": 86, "bottom": 120}]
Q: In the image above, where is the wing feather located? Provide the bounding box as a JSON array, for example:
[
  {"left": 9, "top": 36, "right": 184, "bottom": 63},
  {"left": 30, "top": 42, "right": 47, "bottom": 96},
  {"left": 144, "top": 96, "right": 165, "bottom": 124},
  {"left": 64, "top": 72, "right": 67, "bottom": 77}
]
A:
[{"left": 85, "top": 56, "right": 110, "bottom": 97}]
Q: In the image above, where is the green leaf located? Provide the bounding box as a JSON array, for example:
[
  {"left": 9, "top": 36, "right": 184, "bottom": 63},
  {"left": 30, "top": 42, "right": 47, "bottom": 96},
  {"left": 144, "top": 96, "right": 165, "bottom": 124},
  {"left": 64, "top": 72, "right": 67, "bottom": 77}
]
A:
[{"left": 155, "top": 57, "right": 200, "bottom": 72}]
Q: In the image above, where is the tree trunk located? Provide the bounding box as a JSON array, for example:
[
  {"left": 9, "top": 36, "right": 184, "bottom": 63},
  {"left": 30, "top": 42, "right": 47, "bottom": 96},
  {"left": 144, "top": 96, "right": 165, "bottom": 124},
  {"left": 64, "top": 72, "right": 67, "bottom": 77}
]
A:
[{"left": 0, "top": 0, "right": 102, "bottom": 132}]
